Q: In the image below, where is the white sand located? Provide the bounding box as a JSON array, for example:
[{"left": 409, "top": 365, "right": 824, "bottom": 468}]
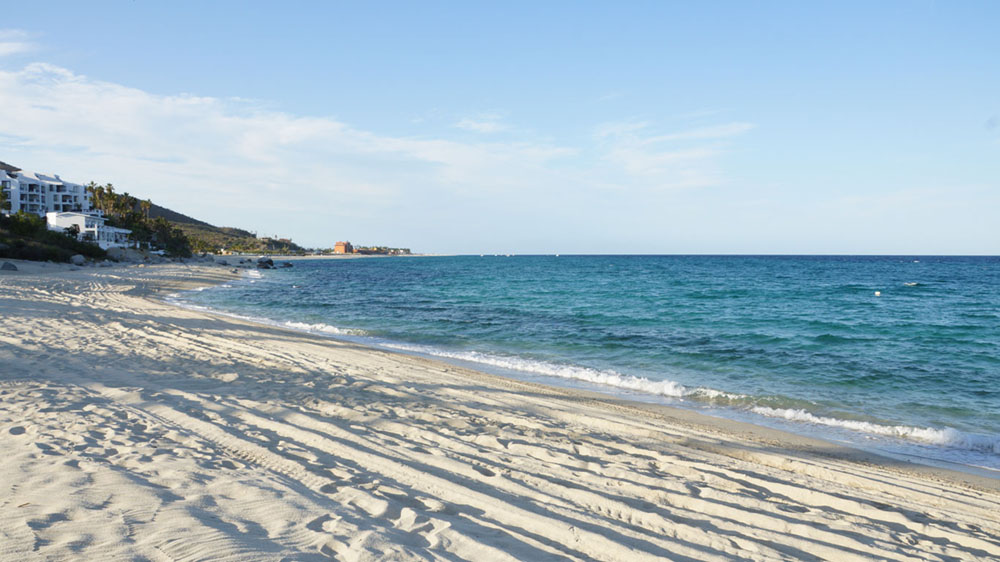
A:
[{"left": 1, "top": 263, "right": 998, "bottom": 561}]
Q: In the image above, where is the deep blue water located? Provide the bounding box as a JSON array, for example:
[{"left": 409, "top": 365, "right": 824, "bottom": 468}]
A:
[{"left": 176, "top": 255, "right": 1000, "bottom": 472}]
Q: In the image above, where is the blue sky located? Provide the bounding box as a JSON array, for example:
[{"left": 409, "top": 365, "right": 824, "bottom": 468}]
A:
[{"left": 1, "top": 1, "right": 997, "bottom": 253}]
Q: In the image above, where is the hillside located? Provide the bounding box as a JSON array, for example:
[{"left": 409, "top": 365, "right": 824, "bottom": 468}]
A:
[
  {"left": 147, "top": 203, "right": 215, "bottom": 228},
  {"left": 3, "top": 161, "right": 306, "bottom": 256},
  {"left": 149, "top": 203, "right": 306, "bottom": 255}
]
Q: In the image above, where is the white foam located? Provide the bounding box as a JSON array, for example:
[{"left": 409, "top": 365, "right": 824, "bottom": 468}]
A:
[
  {"left": 375, "top": 342, "right": 742, "bottom": 400},
  {"left": 163, "top": 293, "right": 367, "bottom": 338},
  {"left": 751, "top": 406, "right": 1000, "bottom": 454},
  {"left": 282, "top": 321, "right": 365, "bottom": 336}
]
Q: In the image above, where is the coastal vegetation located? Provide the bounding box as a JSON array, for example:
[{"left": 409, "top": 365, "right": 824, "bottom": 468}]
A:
[
  {"left": 146, "top": 202, "right": 306, "bottom": 255},
  {"left": 87, "top": 183, "right": 193, "bottom": 257},
  {"left": 87, "top": 183, "right": 306, "bottom": 256}
]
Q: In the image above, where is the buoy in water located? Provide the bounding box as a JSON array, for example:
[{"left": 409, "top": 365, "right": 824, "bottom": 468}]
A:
[{"left": 874, "top": 291, "right": 881, "bottom": 296}]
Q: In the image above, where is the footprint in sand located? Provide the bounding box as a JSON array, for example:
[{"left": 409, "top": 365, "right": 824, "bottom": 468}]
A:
[
  {"left": 775, "top": 503, "right": 810, "bottom": 514},
  {"left": 306, "top": 514, "right": 338, "bottom": 533},
  {"left": 472, "top": 465, "right": 496, "bottom": 477},
  {"left": 9, "top": 426, "right": 26, "bottom": 435},
  {"left": 415, "top": 497, "right": 449, "bottom": 514}
]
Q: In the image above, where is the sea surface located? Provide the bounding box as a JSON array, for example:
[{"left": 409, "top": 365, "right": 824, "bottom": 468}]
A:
[{"left": 174, "top": 255, "right": 1000, "bottom": 473}]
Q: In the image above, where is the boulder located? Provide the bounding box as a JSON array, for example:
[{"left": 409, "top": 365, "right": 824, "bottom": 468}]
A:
[
  {"left": 257, "top": 256, "right": 274, "bottom": 269},
  {"left": 280, "top": 261, "right": 294, "bottom": 268},
  {"left": 1, "top": 262, "right": 17, "bottom": 271},
  {"left": 70, "top": 254, "right": 86, "bottom": 266},
  {"left": 216, "top": 258, "right": 229, "bottom": 266},
  {"left": 99, "top": 260, "right": 113, "bottom": 268},
  {"left": 106, "top": 247, "right": 125, "bottom": 261}
]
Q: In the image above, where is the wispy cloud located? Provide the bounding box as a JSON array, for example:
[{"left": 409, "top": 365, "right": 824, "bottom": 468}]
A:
[
  {"left": 0, "top": 61, "right": 752, "bottom": 248},
  {"left": 645, "top": 122, "right": 755, "bottom": 143},
  {"left": 593, "top": 120, "right": 752, "bottom": 186},
  {"left": 0, "top": 29, "right": 36, "bottom": 57},
  {"left": 0, "top": 63, "right": 574, "bottom": 221},
  {"left": 455, "top": 114, "right": 507, "bottom": 133}
]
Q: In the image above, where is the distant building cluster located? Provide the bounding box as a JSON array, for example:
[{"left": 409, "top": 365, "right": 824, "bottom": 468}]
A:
[
  {"left": 332, "top": 241, "right": 410, "bottom": 255},
  {"left": 1, "top": 161, "right": 131, "bottom": 249}
]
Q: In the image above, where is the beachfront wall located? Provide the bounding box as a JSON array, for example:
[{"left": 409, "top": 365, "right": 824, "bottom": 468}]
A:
[
  {"left": 46, "top": 211, "right": 132, "bottom": 250},
  {"left": 1, "top": 169, "right": 92, "bottom": 217}
]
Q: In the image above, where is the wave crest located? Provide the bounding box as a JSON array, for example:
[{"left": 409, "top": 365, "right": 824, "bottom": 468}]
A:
[
  {"left": 751, "top": 406, "right": 1000, "bottom": 454},
  {"left": 377, "top": 343, "right": 734, "bottom": 400}
]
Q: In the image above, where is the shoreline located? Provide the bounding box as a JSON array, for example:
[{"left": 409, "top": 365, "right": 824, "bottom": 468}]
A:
[
  {"left": 161, "top": 274, "right": 1000, "bottom": 490},
  {"left": 2, "top": 262, "right": 999, "bottom": 559},
  {"left": 245, "top": 253, "right": 449, "bottom": 260},
  {"left": 191, "top": 307, "right": 1000, "bottom": 490},
  {"left": 177, "top": 259, "right": 1000, "bottom": 479}
]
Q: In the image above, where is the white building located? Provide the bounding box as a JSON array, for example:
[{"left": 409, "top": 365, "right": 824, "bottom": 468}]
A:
[
  {"left": 1, "top": 167, "right": 91, "bottom": 216},
  {"left": 4, "top": 163, "right": 131, "bottom": 249},
  {"left": 46, "top": 212, "right": 132, "bottom": 250}
]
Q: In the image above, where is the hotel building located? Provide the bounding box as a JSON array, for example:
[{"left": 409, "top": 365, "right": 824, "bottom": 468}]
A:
[{"left": 2, "top": 163, "right": 130, "bottom": 249}]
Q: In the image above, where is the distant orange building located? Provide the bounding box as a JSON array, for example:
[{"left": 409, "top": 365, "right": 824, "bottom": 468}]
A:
[{"left": 333, "top": 241, "right": 353, "bottom": 254}]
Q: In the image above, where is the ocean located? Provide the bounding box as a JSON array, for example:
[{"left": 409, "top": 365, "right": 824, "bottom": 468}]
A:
[{"left": 173, "top": 255, "right": 1000, "bottom": 473}]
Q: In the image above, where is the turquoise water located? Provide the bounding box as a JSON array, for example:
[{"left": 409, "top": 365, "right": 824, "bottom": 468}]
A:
[{"left": 176, "top": 255, "right": 1000, "bottom": 472}]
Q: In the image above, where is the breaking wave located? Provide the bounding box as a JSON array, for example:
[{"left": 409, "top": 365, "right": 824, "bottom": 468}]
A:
[
  {"left": 378, "top": 342, "right": 741, "bottom": 401},
  {"left": 375, "top": 344, "right": 1000, "bottom": 456},
  {"left": 751, "top": 406, "right": 1000, "bottom": 454}
]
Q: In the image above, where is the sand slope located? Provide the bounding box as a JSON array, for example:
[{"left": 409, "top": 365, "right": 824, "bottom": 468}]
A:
[{"left": 1, "top": 264, "right": 998, "bottom": 561}]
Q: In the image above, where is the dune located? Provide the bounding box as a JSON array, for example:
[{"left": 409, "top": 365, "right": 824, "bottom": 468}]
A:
[{"left": 1, "top": 262, "right": 998, "bottom": 560}]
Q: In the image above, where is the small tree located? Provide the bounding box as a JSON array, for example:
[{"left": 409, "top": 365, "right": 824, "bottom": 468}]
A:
[{"left": 64, "top": 224, "right": 81, "bottom": 239}]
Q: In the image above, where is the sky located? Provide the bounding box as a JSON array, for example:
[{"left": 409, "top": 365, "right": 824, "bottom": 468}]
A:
[{"left": 1, "top": 1, "right": 997, "bottom": 254}]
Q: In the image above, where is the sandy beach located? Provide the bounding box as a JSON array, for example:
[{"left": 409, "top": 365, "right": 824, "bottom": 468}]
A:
[{"left": 1, "top": 262, "right": 998, "bottom": 561}]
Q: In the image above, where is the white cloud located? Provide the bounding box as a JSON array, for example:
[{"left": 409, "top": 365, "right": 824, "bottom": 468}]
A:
[
  {"left": 644, "top": 122, "right": 755, "bottom": 143},
  {"left": 593, "top": 120, "right": 751, "bottom": 186},
  {"left": 455, "top": 114, "right": 507, "bottom": 133},
  {"left": 0, "top": 64, "right": 581, "bottom": 232},
  {"left": 0, "top": 61, "right": 751, "bottom": 249},
  {"left": 0, "top": 29, "right": 35, "bottom": 57}
]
